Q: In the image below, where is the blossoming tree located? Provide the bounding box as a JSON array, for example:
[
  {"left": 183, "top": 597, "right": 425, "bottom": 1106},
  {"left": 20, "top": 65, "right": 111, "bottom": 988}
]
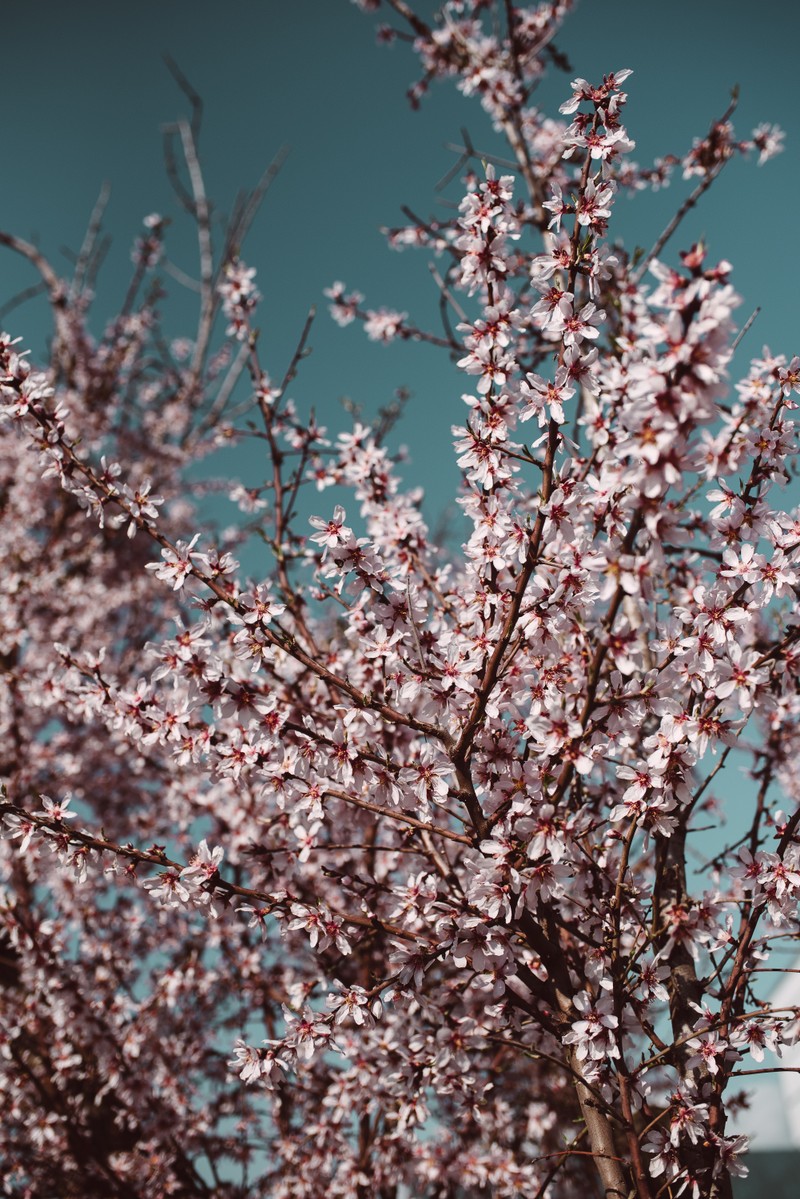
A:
[{"left": 1, "top": 2, "right": 798, "bottom": 1196}]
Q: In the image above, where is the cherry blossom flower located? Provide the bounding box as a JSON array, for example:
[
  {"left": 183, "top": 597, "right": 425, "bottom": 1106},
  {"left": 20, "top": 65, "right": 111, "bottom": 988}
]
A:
[
  {"left": 142, "top": 869, "right": 193, "bottom": 908},
  {"left": 36, "top": 793, "right": 77, "bottom": 822},
  {"left": 363, "top": 308, "right": 407, "bottom": 342},
  {"left": 324, "top": 280, "right": 364, "bottom": 326},
  {"left": 562, "top": 991, "right": 620, "bottom": 1062},
  {"left": 181, "top": 839, "right": 224, "bottom": 885},
  {"left": 145, "top": 534, "right": 208, "bottom": 590},
  {"left": 326, "top": 982, "right": 376, "bottom": 1026},
  {"left": 2, "top": 811, "right": 37, "bottom": 854},
  {"left": 218, "top": 259, "right": 261, "bottom": 340}
]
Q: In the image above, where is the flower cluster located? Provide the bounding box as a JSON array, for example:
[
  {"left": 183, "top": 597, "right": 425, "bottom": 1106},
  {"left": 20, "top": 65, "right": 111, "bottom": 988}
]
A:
[{"left": 218, "top": 259, "right": 261, "bottom": 341}]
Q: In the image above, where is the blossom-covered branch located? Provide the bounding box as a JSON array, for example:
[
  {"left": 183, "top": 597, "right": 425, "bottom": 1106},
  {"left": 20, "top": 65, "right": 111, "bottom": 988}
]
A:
[{"left": 0, "top": 4, "right": 798, "bottom": 1197}]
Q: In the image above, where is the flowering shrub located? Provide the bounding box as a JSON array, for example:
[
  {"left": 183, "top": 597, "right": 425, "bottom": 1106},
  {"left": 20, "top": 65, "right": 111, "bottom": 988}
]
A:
[{"left": 0, "top": 3, "right": 798, "bottom": 1197}]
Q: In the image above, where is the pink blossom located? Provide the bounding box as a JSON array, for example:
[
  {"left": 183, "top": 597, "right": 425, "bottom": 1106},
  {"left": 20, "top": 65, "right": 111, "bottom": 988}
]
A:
[{"left": 145, "top": 534, "right": 207, "bottom": 590}]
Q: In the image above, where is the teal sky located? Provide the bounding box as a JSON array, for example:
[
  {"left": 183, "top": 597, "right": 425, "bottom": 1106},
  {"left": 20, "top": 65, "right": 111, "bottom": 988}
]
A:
[{"left": 2, "top": 0, "right": 799, "bottom": 525}]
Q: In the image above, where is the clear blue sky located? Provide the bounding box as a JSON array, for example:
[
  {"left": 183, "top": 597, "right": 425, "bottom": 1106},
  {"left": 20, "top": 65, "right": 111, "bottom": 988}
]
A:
[{"left": 2, "top": 0, "right": 798, "bottom": 525}]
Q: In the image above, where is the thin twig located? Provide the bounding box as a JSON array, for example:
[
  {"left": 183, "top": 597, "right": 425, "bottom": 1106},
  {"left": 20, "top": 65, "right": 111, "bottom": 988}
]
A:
[
  {"left": 163, "top": 53, "right": 203, "bottom": 140},
  {"left": 731, "top": 307, "right": 761, "bottom": 354},
  {"left": 178, "top": 119, "right": 216, "bottom": 407},
  {"left": 71, "top": 182, "right": 111, "bottom": 299},
  {"left": 0, "top": 281, "right": 48, "bottom": 322},
  {"left": 224, "top": 145, "right": 290, "bottom": 262},
  {"left": 634, "top": 90, "right": 740, "bottom": 284}
]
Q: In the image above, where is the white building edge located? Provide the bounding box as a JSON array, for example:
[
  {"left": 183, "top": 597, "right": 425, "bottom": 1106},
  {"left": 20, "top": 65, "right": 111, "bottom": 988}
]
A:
[{"left": 729, "top": 965, "right": 800, "bottom": 1151}]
